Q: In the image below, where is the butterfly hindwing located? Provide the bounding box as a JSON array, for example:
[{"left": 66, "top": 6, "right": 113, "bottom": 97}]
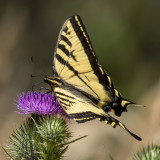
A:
[{"left": 54, "top": 85, "right": 141, "bottom": 141}]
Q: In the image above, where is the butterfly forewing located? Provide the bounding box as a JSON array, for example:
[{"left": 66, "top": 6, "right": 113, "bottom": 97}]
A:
[{"left": 53, "top": 15, "right": 117, "bottom": 107}]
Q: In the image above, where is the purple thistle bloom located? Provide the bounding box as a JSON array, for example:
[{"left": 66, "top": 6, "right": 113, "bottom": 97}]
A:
[{"left": 16, "top": 92, "right": 68, "bottom": 117}]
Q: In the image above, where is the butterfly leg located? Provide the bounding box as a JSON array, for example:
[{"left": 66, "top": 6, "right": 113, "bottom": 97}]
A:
[{"left": 39, "top": 87, "right": 53, "bottom": 94}]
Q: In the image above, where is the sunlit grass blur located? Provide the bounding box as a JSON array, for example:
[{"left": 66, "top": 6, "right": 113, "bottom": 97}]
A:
[{"left": 0, "top": 1, "right": 160, "bottom": 160}]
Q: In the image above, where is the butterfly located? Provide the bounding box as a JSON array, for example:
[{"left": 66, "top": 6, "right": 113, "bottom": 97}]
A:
[{"left": 44, "top": 15, "right": 142, "bottom": 141}]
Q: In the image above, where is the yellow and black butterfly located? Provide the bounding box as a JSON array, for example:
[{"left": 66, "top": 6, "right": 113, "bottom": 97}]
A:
[{"left": 44, "top": 15, "right": 142, "bottom": 141}]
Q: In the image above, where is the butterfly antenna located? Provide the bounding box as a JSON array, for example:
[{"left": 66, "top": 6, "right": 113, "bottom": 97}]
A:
[{"left": 30, "top": 74, "right": 45, "bottom": 78}]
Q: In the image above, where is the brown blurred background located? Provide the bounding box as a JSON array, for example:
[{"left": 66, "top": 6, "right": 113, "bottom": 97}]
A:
[{"left": 0, "top": 1, "right": 160, "bottom": 160}]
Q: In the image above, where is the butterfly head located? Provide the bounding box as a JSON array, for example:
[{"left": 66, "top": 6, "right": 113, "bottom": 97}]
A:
[
  {"left": 44, "top": 76, "right": 63, "bottom": 87},
  {"left": 103, "top": 96, "right": 135, "bottom": 117}
]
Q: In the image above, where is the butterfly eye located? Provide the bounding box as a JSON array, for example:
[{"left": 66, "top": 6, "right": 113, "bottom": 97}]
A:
[
  {"left": 103, "top": 106, "right": 111, "bottom": 112},
  {"left": 111, "top": 102, "right": 119, "bottom": 109}
]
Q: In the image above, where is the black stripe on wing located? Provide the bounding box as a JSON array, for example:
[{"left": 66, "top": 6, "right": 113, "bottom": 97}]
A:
[
  {"left": 60, "top": 35, "right": 72, "bottom": 47},
  {"left": 69, "top": 111, "right": 118, "bottom": 126},
  {"left": 58, "top": 44, "right": 77, "bottom": 62},
  {"left": 69, "top": 111, "right": 106, "bottom": 123},
  {"left": 58, "top": 44, "right": 70, "bottom": 57}
]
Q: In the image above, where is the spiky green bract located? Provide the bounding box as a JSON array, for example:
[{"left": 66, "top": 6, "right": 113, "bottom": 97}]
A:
[
  {"left": 7, "top": 115, "right": 42, "bottom": 160},
  {"left": 6, "top": 115, "right": 86, "bottom": 160},
  {"left": 37, "top": 115, "right": 70, "bottom": 142},
  {"left": 36, "top": 115, "right": 72, "bottom": 160},
  {"left": 132, "top": 145, "right": 160, "bottom": 160}
]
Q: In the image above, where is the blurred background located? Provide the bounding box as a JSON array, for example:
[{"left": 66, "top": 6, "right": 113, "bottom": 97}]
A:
[{"left": 0, "top": 0, "right": 160, "bottom": 159}]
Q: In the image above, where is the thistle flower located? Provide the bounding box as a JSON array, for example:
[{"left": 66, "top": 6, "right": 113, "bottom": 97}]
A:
[{"left": 16, "top": 91, "right": 68, "bottom": 117}]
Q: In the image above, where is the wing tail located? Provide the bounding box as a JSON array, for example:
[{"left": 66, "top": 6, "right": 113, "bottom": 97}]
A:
[{"left": 102, "top": 116, "right": 142, "bottom": 141}]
